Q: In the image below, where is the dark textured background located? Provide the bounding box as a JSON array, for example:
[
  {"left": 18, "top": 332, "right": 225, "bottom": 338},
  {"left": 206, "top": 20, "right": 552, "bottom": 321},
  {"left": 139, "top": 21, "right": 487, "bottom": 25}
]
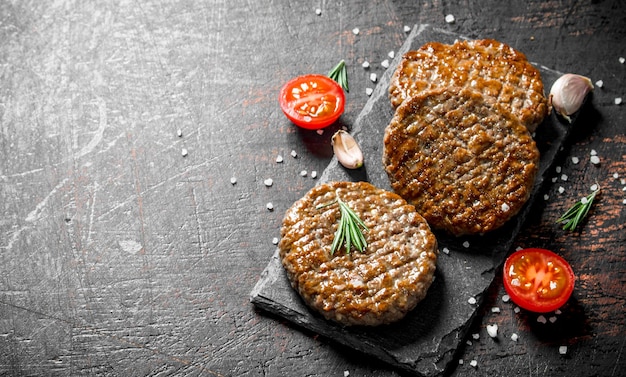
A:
[{"left": 1, "top": 1, "right": 624, "bottom": 376}]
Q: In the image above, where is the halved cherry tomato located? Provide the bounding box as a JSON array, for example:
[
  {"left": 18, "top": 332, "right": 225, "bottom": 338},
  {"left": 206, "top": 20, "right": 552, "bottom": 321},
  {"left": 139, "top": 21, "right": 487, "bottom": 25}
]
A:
[
  {"left": 279, "top": 74, "right": 345, "bottom": 130},
  {"left": 503, "top": 248, "right": 575, "bottom": 313}
]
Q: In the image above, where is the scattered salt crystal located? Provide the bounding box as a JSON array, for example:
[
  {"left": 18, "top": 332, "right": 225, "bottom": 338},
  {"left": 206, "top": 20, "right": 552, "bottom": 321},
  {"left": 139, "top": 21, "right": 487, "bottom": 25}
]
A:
[
  {"left": 549, "top": 316, "right": 558, "bottom": 323},
  {"left": 463, "top": 241, "right": 470, "bottom": 248},
  {"left": 501, "top": 203, "right": 510, "bottom": 212},
  {"left": 552, "top": 177, "right": 558, "bottom": 183},
  {"left": 264, "top": 178, "right": 273, "bottom": 187},
  {"left": 491, "top": 307, "right": 501, "bottom": 313},
  {"left": 581, "top": 196, "right": 589, "bottom": 205},
  {"left": 445, "top": 14, "right": 456, "bottom": 23},
  {"left": 621, "top": 178, "right": 626, "bottom": 185},
  {"left": 311, "top": 171, "right": 317, "bottom": 179},
  {"left": 615, "top": 97, "right": 623, "bottom": 105},
  {"left": 472, "top": 333, "right": 480, "bottom": 340},
  {"left": 272, "top": 237, "right": 279, "bottom": 245},
  {"left": 458, "top": 359, "right": 464, "bottom": 365},
  {"left": 276, "top": 155, "right": 284, "bottom": 163},
  {"left": 177, "top": 128, "right": 183, "bottom": 137},
  {"left": 537, "top": 315, "right": 547, "bottom": 324},
  {"left": 365, "top": 88, "right": 374, "bottom": 96},
  {"left": 516, "top": 246, "right": 523, "bottom": 251},
  {"left": 343, "top": 370, "right": 350, "bottom": 377},
  {"left": 315, "top": 8, "right": 322, "bottom": 15},
  {"left": 613, "top": 172, "right": 620, "bottom": 179},
  {"left": 266, "top": 202, "right": 274, "bottom": 211},
  {"left": 486, "top": 324, "right": 498, "bottom": 338},
  {"left": 511, "top": 333, "right": 519, "bottom": 341},
  {"left": 468, "top": 296, "right": 477, "bottom": 305},
  {"left": 502, "top": 294, "right": 510, "bottom": 303},
  {"left": 469, "top": 360, "right": 478, "bottom": 368},
  {"left": 403, "top": 25, "right": 412, "bottom": 33},
  {"left": 556, "top": 166, "right": 562, "bottom": 173},
  {"left": 291, "top": 150, "right": 298, "bottom": 158},
  {"left": 543, "top": 194, "right": 550, "bottom": 200},
  {"left": 316, "top": 129, "right": 324, "bottom": 135},
  {"left": 514, "top": 306, "right": 521, "bottom": 313},
  {"left": 388, "top": 51, "right": 395, "bottom": 59},
  {"left": 352, "top": 27, "right": 360, "bottom": 35},
  {"left": 591, "top": 183, "right": 599, "bottom": 191},
  {"left": 362, "top": 61, "right": 370, "bottom": 69},
  {"left": 466, "top": 340, "right": 472, "bottom": 346},
  {"left": 590, "top": 155, "right": 600, "bottom": 165},
  {"left": 230, "top": 177, "right": 237, "bottom": 185},
  {"left": 369, "top": 73, "right": 377, "bottom": 82},
  {"left": 620, "top": 57, "right": 625, "bottom": 64},
  {"left": 555, "top": 309, "right": 562, "bottom": 315},
  {"left": 442, "top": 247, "right": 450, "bottom": 255},
  {"left": 558, "top": 186, "right": 565, "bottom": 194},
  {"left": 181, "top": 148, "right": 188, "bottom": 157},
  {"left": 381, "top": 59, "right": 390, "bottom": 68},
  {"left": 571, "top": 156, "right": 580, "bottom": 164},
  {"left": 300, "top": 170, "right": 307, "bottom": 177},
  {"left": 590, "top": 149, "right": 598, "bottom": 156},
  {"left": 595, "top": 80, "right": 603, "bottom": 88},
  {"left": 561, "top": 174, "right": 568, "bottom": 181},
  {"left": 622, "top": 199, "right": 626, "bottom": 204},
  {"left": 559, "top": 345, "right": 568, "bottom": 355}
]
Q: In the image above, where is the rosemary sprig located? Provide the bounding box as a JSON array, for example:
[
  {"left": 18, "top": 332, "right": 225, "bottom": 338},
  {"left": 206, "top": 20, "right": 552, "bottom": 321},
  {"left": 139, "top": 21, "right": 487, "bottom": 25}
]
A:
[
  {"left": 328, "top": 59, "right": 349, "bottom": 92},
  {"left": 317, "top": 195, "right": 368, "bottom": 254},
  {"left": 557, "top": 186, "right": 600, "bottom": 231}
]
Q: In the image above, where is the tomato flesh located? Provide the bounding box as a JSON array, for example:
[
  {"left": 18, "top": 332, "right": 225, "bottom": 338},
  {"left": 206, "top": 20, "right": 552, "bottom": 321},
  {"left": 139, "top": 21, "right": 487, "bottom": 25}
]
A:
[
  {"left": 279, "top": 74, "right": 345, "bottom": 130},
  {"left": 503, "top": 248, "right": 575, "bottom": 313}
]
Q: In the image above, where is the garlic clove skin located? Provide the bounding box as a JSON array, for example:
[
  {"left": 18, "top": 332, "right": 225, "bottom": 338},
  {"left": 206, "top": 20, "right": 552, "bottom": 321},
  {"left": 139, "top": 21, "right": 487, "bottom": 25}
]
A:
[
  {"left": 549, "top": 73, "right": 594, "bottom": 123},
  {"left": 332, "top": 130, "right": 363, "bottom": 169}
]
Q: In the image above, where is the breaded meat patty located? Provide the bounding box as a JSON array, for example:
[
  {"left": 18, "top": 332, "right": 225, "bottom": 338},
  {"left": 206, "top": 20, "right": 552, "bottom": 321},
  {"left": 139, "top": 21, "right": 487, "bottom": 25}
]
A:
[
  {"left": 279, "top": 181, "right": 438, "bottom": 326},
  {"left": 383, "top": 87, "right": 540, "bottom": 236}
]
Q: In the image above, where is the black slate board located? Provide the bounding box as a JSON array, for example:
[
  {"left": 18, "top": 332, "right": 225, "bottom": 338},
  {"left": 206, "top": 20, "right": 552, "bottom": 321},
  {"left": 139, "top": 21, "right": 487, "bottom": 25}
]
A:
[{"left": 251, "top": 24, "right": 570, "bottom": 376}]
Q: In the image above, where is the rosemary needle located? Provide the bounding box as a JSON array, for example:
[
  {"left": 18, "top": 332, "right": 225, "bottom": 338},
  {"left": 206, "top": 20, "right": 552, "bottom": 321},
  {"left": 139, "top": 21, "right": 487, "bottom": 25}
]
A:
[
  {"left": 557, "top": 186, "right": 600, "bottom": 231},
  {"left": 317, "top": 196, "right": 368, "bottom": 254},
  {"left": 328, "top": 60, "right": 349, "bottom": 92}
]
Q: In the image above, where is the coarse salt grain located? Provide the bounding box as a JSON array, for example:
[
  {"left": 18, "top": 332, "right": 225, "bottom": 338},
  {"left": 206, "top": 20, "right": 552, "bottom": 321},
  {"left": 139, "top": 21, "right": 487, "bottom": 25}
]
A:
[
  {"left": 501, "top": 203, "right": 510, "bottom": 212},
  {"left": 291, "top": 150, "right": 297, "bottom": 158},
  {"left": 469, "top": 360, "right": 478, "bottom": 368},
  {"left": 266, "top": 202, "right": 274, "bottom": 211},
  {"left": 404, "top": 25, "right": 412, "bottom": 33},
  {"left": 352, "top": 27, "right": 360, "bottom": 35},
  {"left": 315, "top": 8, "right": 322, "bottom": 15},
  {"left": 486, "top": 324, "right": 498, "bottom": 338},
  {"left": 343, "top": 370, "right": 349, "bottom": 377},
  {"left": 276, "top": 155, "right": 283, "bottom": 163},
  {"left": 230, "top": 177, "right": 237, "bottom": 185},
  {"left": 572, "top": 156, "right": 580, "bottom": 164},
  {"left": 381, "top": 59, "right": 390, "bottom": 68},
  {"left": 468, "top": 297, "right": 477, "bottom": 305},
  {"left": 613, "top": 172, "right": 620, "bottom": 179},
  {"left": 362, "top": 61, "right": 370, "bottom": 69},
  {"left": 388, "top": 51, "right": 395, "bottom": 59},
  {"left": 463, "top": 241, "right": 470, "bottom": 248},
  {"left": 555, "top": 309, "right": 562, "bottom": 315},
  {"left": 511, "top": 333, "right": 519, "bottom": 341},
  {"left": 316, "top": 129, "right": 324, "bottom": 135},
  {"left": 365, "top": 88, "right": 374, "bottom": 96},
  {"left": 559, "top": 345, "right": 568, "bottom": 355},
  {"left": 181, "top": 148, "right": 188, "bottom": 157},
  {"left": 466, "top": 340, "right": 473, "bottom": 346},
  {"left": 369, "top": 73, "right": 377, "bottom": 82},
  {"left": 311, "top": 171, "right": 317, "bottom": 179},
  {"left": 558, "top": 186, "right": 565, "bottom": 194},
  {"left": 442, "top": 247, "right": 450, "bottom": 255},
  {"left": 591, "top": 183, "right": 599, "bottom": 191},
  {"left": 615, "top": 97, "right": 623, "bottom": 105},
  {"left": 514, "top": 306, "right": 521, "bottom": 313},
  {"left": 445, "top": 14, "right": 456, "bottom": 23},
  {"left": 556, "top": 166, "right": 562, "bottom": 173},
  {"left": 537, "top": 315, "right": 547, "bottom": 324},
  {"left": 595, "top": 80, "right": 603, "bottom": 88},
  {"left": 561, "top": 174, "right": 568, "bottom": 181},
  {"left": 590, "top": 155, "right": 600, "bottom": 165},
  {"left": 491, "top": 307, "right": 501, "bottom": 313},
  {"left": 623, "top": 199, "right": 626, "bottom": 204},
  {"left": 472, "top": 333, "right": 480, "bottom": 340},
  {"left": 177, "top": 128, "right": 183, "bottom": 137},
  {"left": 272, "top": 237, "right": 279, "bottom": 245},
  {"left": 544, "top": 194, "right": 550, "bottom": 200},
  {"left": 549, "top": 316, "right": 558, "bottom": 323},
  {"left": 552, "top": 177, "right": 558, "bottom": 183},
  {"left": 264, "top": 178, "right": 273, "bottom": 187},
  {"left": 300, "top": 170, "right": 307, "bottom": 177},
  {"left": 458, "top": 359, "right": 464, "bottom": 365},
  {"left": 590, "top": 149, "right": 597, "bottom": 156},
  {"left": 620, "top": 57, "right": 625, "bottom": 64}
]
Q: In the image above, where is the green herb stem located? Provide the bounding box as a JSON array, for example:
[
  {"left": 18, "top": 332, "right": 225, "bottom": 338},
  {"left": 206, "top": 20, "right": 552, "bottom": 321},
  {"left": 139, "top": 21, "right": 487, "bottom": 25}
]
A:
[
  {"left": 318, "top": 195, "right": 368, "bottom": 254},
  {"left": 557, "top": 186, "right": 600, "bottom": 231},
  {"left": 328, "top": 60, "right": 349, "bottom": 92}
]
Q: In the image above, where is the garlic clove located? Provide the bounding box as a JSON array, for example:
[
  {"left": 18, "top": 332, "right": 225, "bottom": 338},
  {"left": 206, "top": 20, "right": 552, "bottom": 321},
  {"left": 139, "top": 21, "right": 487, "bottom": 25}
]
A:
[
  {"left": 549, "top": 73, "right": 594, "bottom": 123},
  {"left": 332, "top": 130, "right": 363, "bottom": 169}
]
